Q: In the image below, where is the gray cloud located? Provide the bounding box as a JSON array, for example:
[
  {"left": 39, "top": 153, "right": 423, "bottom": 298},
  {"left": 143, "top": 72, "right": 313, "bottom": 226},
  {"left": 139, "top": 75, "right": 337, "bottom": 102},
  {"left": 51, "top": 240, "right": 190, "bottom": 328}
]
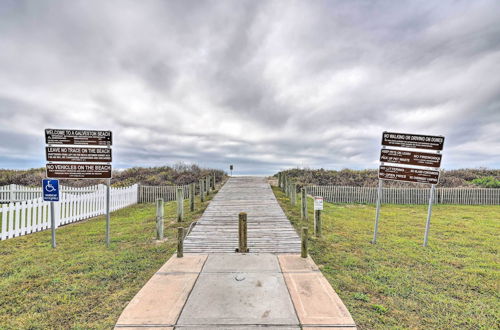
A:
[{"left": 0, "top": 0, "right": 499, "bottom": 174}]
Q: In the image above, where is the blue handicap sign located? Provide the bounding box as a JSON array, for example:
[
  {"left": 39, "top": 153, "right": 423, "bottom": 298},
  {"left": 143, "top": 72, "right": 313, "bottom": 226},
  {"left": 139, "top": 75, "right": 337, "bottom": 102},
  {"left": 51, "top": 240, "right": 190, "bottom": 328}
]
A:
[{"left": 42, "top": 179, "right": 59, "bottom": 202}]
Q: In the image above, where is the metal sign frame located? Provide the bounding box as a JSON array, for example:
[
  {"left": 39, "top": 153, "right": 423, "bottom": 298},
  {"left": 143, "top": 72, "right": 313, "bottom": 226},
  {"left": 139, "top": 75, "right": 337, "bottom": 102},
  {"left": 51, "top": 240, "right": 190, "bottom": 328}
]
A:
[{"left": 373, "top": 131, "right": 444, "bottom": 247}]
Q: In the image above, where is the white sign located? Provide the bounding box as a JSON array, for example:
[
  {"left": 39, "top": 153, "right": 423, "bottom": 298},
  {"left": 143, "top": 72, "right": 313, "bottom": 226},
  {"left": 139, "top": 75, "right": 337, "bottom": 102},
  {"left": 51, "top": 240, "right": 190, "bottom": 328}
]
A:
[{"left": 314, "top": 196, "right": 323, "bottom": 210}]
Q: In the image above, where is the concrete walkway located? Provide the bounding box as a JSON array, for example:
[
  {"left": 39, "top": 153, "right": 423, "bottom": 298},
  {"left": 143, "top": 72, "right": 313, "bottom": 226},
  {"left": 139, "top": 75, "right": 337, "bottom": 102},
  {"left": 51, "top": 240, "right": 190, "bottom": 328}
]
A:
[{"left": 115, "top": 177, "right": 356, "bottom": 329}]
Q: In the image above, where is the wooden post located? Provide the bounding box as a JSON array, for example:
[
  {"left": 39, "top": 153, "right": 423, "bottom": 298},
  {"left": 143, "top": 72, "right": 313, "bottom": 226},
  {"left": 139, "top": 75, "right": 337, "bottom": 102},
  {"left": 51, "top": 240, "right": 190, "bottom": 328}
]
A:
[
  {"left": 212, "top": 174, "right": 216, "bottom": 191},
  {"left": 176, "top": 187, "right": 184, "bottom": 222},
  {"left": 237, "top": 212, "right": 249, "bottom": 252},
  {"left": 156, "top": 198, "right": 164, "bottom": 240},
  {"left": 199, "top": 180, "right": 205, "bottom": 202},
  {"left": 189, "top": 183, "right": 195, "bottom": 212},
  {"left": 291, "top": 183, "right": 297, "bottom": 206},
  {"left": 278, "top": 172, "right": 282, "bottom": 188},
  {"left": 301, "top": 227, "right": 308, "bottom": 258},
  {"left": 314, "top": 209, "right": 321, "bottom": 237},
  {"left": 177, "top": 227, "right": 184, "bottom": 258},
  {"left": 206, "top": 177, "right": 210, "bottom": 196},
  {"left": 137, "top": 184, "right": 141, "bottom": 204},
  {"left": 301, "top": 188, "right": 307, "bottom": 220}
]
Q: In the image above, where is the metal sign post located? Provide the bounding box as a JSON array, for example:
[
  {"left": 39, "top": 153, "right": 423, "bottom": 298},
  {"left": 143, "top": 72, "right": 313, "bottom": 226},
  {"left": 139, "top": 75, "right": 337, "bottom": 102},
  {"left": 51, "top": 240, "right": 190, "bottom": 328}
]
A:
[
  {"left": 42, "top": 178, "right": 59, "bottom": 248},
  {"left": 45, "top": 129, "right": 113, "bottom": 247},
  {"left": 373, "top": 131, "right": 444, "bottom": 246},
  {"left": 230, "top": 165, "right": 233, "bottom": 176}
]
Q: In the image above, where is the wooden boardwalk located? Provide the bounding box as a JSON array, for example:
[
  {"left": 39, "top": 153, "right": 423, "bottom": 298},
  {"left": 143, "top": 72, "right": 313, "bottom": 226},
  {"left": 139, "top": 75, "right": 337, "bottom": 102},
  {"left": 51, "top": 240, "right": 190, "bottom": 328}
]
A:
[{"left": 183, "top": 176, "right": 301, "bottom": 253}]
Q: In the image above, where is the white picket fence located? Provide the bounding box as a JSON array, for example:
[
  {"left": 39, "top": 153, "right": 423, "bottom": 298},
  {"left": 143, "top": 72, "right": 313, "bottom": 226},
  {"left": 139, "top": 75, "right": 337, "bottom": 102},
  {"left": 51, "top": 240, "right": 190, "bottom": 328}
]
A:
[
  {"left": 0, "top": 184, "right": 138, "bottom": 240},
  {"left": 306, "top": 185, "right": 500, "bottom": 205},
  {"left": 0, "top": 184, "right": 107, "bottom": 203}
]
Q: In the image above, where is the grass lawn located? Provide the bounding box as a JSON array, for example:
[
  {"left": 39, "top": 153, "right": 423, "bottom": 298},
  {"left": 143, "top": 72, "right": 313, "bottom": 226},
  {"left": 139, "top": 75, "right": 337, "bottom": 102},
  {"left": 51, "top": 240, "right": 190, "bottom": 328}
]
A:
[
  {"left": 273, "top": 186, "right": 499, "bottom": 329},
  {"left": 0, "top": 193, "right": 216, "bottom": 329}
]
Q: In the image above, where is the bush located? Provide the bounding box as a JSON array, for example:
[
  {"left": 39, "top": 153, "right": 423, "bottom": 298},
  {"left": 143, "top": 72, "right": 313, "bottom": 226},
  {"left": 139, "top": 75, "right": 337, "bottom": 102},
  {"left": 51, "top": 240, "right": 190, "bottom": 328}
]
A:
[{"left": 471, "top": 176, "right": 500, "bottom": 188}]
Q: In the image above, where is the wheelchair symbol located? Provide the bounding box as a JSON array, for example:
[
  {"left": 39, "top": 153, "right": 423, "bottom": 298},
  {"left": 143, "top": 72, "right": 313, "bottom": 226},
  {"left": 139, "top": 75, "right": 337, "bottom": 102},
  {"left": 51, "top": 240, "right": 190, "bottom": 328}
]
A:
[{"left": 45, "top": 182, "right": 56, "bottom": 192}]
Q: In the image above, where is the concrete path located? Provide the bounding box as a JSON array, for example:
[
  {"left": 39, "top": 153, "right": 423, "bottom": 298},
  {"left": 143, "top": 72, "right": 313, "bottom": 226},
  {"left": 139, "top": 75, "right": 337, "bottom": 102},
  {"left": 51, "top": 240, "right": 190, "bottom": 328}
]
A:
[
  {"left": 115, "top": 177, "right": 356, "bottom": 329},
  {"left": 184, "top": 177, "right": 301, "bottom": 254}
]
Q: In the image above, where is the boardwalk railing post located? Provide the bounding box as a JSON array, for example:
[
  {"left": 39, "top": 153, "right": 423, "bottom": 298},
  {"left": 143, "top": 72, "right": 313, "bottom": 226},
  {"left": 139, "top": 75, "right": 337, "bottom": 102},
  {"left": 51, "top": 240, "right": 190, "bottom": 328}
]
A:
[
  {"left": 156, "top": 198, "right": 164, "bottom": 240},
  {"left": 189, "top": 183, "right": 195, "bottom": 212},
  {"left": 237, "top": 212, "right": 249, "bottom": 252},
  {"left": 206, "top": 177, "right": 210, "bottom": 196},
  {"left": 301, "top": 227, "right": 308, "bottom": 258},
  {"left": 199, "top": 179, "right": 205, "bottom": 202},
  {"left": 212, "top": 174, "right": 216, "bottom": 191},
  {"left": 176, "top": 187, "right": 184, "bottom": 222},
  {"left": 301, "top": 188, "right": 307, "bottom": 220},
  {"left": 278, "top": 172, "right": 282, "bottom": 188},
  {"left": 291, "top": 183, "right": 297, "bottom": 206},
  {"left": 177, "top": 227, "right": 184, "bottom": 258},
  {"left": 314, "top": 209, "right": 321, "bottom": 237}
]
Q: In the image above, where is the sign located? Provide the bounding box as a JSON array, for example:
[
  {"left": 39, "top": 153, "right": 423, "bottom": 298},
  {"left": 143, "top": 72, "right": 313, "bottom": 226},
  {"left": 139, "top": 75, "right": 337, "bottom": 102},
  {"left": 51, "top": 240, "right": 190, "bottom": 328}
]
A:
[
  {"left": 42, "top": 179, "right": 59, "bottom": 202},
  {"left": 46, "top": 164, "right": 112, "bottom": 179},
  {"left": 46, "top": 146, "right": 112, "bottom": 162},
  {"left": 45, "top": 129, "right": 112, "bottom": 146},
  {"left": 378, "top": 165, "right": 440, "bottom": 184},
  {"left": 314, "top": 196, "right": 323, "bottom": 210},
  {"left": 230, "top": 165, "right": 233, "bottom": 171},
  {"left": 382, "top": 132, "right": 444, "bottom": 151},
  {"left": 380, "top": 149, "right": 441, "bottom": 168}
]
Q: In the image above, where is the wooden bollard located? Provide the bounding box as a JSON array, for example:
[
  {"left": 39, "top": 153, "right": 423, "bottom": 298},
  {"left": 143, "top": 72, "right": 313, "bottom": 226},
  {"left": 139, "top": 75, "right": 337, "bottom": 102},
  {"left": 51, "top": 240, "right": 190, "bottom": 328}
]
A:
[
  {"left": 237, "top": 212, "right": 249, "bottom": 252},
  {"left": 156, "top": 198, "right": 164, "bottom": 240},
  {"left": 314, "top": 210, "right": 321, "bottom": 237},
  {"left": 189, "top": 183, "right": 195, "bottom": 212},
  {"left": 177, "top": 227, "right": 184, "bottom": 258},
  {"left": 301, "top": 188, "right": 307, "bottom": 220},
  {"left": 176, "top": 188, "right": 184, "bottom": 222},
  {"left": 199, "top": 179, "right": 205, "bottom": 202},
  {"left": 301, "top": 227, "right": 308, "bottom": 258},
  {"left": 206, "top": 176, "right": 210, "bottom": 196},
  {"left": 291, "top": 183, "right": 297, "bottom": 206}
]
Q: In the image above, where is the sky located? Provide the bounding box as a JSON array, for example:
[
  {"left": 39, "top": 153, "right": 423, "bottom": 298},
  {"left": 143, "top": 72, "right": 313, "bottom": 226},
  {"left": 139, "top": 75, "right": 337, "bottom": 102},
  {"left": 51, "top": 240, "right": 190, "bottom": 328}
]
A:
[{"left": 0, "top": 0, "right": 499, "bottom": 175}]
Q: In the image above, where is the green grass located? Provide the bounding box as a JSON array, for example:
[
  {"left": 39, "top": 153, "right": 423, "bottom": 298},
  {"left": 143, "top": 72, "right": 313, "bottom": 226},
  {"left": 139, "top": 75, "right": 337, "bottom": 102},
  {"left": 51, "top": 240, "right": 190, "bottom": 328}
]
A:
[
  {"left": 0, "top": 194, "right": 215, "bottom": 329},
  {"left": 273, "top": 187, "right": 500, "bottom": 329}
]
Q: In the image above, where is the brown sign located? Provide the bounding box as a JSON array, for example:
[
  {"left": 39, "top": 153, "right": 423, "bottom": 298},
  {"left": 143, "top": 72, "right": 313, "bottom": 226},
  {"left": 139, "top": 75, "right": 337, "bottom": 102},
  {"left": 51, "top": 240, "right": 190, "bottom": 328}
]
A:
[
  {"left": 46, "top": 147, "right": 112, "bottom": 163},
  {"left": 379, "top": 165, "right": 439, "bottom": 184},
  {"left": 380, "top": 149, "right": 442, "bottom": 168},
  {"left": 45, "top": 129, "right": 112, "bottom": 146},
  {"left": 382, "top": 132, "right": 444, "bottom": 150},
  {"left": 46, "top": 163, "right": 112, "bottom": 179}
]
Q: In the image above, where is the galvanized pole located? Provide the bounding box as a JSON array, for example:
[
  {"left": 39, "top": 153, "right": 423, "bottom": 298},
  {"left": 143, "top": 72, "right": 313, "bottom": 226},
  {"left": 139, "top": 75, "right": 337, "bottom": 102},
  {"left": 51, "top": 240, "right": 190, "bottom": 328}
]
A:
[
  {"left": 106, "top": 178, "right": 111, "bottom": 247},
  {"left": 423, "top": 184, "right": 436, "bottom": 247},
  {"left": 50, "top": 202, "right": 56, "bottom": 248},
  {"left": 371, "top": 179, "right": 383, "bottom": 244}
]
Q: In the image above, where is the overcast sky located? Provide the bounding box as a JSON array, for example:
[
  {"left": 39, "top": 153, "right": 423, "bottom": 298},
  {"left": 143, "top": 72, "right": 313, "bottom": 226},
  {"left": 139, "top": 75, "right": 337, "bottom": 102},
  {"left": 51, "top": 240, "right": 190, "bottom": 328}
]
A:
[{"left": 1, "top": 0, "right": 499, "bottom": 174}]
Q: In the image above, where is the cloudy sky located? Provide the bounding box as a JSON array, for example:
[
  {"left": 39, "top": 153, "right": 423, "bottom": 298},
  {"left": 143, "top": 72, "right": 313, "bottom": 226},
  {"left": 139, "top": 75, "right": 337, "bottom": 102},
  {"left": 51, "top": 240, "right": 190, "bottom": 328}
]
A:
[{"left": 1, "top": 0, "right": 499, "bottom": 174}]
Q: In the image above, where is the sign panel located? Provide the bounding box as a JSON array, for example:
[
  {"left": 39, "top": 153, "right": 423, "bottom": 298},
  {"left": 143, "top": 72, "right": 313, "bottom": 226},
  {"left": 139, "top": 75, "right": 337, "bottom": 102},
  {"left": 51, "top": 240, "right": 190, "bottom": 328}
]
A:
[
  {"left": 230, "top": 165, "right": 233, "bottom": 170},
  {"left": 46, "top": 163, "right": 112, "bottom": 179},
  {"left": 381, "top": 132, "right": 444, "bottom": 150},
  {"left": 379, "top": 165, "right": 440, "bottom": 184},
  {"left": 46, "top": 146, "right": 112, "bottom": 162},
  {"left": 42, "top": 179, "right": 59, "bottom": 202},
  {"left": 380, "top": 149, "right": 442, "bottom": 168},
  {"left": 314, "top": 196, "right": 324, "bottom": 210},
  {"left": 45, "top": 129, "right": 112, "bottom": 146}
]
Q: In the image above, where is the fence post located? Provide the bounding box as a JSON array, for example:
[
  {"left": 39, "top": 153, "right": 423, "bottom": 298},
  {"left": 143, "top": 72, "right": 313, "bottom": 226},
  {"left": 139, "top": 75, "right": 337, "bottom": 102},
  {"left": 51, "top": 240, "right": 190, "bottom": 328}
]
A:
[
  {"left": 237, "top": 212, "right": 249, "bottom": 252},
  {"left": 206, "top": 177, "right": 210, "bottom": 196},
  {"left": 212, "top": 174, "right": 216, "bottom": 191},
  {"left": 136, "top": 184, "right": 141, "bottom": 204},
  {"left": 189, "top": 183, "right": 195, "bottom": 212},
  {"left": 278, "top": 172, "right": 282, "bottom": 188},
  {"left": 156, "top": 198, "right": 164, "bottom": 240},
  {"left": 176, "top": 187, "right": 184, "bottom": 222},
  {"left": 199, "top": 180, "right": 205, "bottom": 202},
  {"left": 314, "top": 209, "right": 321, "bottom": 237},
  {"left": 301, "top": 227, "right": 308, "bottom": 258},
  {"left": 291, "top": 183, "right": 297, "bottom": 206},
  {"left": 301, "top": 188, "right": 308, "bottom": 220},
  {"left": 9, "top": 184, "right": 15, "bottom": 203},
  {"left": 177, "top": 227, "right": 184, "bottom": 258}
]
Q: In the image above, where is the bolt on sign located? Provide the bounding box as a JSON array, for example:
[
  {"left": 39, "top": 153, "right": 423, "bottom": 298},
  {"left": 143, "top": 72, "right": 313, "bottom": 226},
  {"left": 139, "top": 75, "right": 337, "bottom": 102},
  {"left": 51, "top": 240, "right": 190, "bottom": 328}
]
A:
[
  {"left": 45, "top": 129, "right": 112, "bottom": 146},
  {"left": 46, "top": 146, "right": 112, "bottom": 163},
  {"left": 373, "top": 131, "right": 445, "bottom": 247}
]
